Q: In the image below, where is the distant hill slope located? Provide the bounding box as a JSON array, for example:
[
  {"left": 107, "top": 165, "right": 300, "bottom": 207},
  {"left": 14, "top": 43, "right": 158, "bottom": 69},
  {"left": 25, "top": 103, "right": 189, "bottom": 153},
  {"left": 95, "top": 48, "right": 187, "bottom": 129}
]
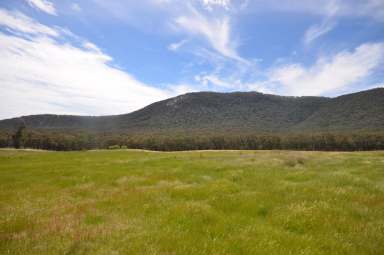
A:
[
  {"left": 294, "top": 88, "right": 384, "bottom": 131},
  {"left": 0, "top": 88, "right": 383, "bottom": 133},
  {"left": 119, "top": 92, "right": 330, "bottom": 132}
]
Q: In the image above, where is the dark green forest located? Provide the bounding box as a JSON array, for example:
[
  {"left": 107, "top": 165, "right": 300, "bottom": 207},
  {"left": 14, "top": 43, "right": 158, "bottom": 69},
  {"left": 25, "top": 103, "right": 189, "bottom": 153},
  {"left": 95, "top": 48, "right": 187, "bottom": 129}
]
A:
[
  {"left": 0, "top": 88, "right": 383, "bottom": 151},
  {"left": 1, "top": 128, "right": 383, "bottom": 151}
]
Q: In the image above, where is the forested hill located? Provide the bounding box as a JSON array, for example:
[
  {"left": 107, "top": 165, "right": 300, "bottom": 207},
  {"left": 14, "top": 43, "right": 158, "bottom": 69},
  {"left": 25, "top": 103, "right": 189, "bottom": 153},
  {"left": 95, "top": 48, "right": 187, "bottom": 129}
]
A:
[{"left": 0, "top": 88, "right": 383, "bottom": 134}]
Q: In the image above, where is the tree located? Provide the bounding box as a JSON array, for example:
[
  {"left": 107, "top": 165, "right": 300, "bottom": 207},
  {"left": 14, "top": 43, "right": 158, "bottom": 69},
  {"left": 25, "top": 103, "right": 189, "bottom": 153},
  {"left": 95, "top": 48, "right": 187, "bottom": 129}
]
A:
[{"left": 12, "top": 125, "right": 26, "bottom": 149}]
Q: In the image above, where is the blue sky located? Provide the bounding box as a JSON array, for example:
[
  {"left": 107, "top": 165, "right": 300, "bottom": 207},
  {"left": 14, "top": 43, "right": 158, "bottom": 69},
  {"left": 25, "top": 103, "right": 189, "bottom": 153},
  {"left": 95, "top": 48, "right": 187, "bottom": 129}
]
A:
[{"left": 0, "top": 0, "right": 383, "bottom": 119}]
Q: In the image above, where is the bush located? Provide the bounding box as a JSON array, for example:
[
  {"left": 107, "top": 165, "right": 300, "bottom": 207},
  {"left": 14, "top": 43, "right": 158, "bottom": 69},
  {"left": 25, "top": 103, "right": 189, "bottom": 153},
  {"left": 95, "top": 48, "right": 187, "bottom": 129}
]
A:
[{"left": 2, "top": 129, "right": 384, "bottom": 151}]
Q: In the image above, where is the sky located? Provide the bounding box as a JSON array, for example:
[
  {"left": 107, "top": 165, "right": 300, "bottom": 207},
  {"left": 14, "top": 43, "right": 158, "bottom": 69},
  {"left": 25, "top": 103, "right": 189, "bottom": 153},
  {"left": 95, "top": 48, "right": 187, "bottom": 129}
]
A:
[{"left": 0, "top": 0, "right": 383, "bottom": 119}]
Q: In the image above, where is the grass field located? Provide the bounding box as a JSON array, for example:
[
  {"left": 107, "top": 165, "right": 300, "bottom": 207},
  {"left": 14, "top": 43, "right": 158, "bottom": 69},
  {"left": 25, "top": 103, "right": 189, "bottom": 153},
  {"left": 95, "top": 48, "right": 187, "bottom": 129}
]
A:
[{"left": 0, "top": 149, "right": 383, "bottom": 254}]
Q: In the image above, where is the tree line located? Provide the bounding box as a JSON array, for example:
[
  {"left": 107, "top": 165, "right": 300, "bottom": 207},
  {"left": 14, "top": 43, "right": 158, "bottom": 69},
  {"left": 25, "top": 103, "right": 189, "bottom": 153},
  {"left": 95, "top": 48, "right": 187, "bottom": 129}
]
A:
[{"left": 0, "top": 126, "right": 383, "bottom": 151}]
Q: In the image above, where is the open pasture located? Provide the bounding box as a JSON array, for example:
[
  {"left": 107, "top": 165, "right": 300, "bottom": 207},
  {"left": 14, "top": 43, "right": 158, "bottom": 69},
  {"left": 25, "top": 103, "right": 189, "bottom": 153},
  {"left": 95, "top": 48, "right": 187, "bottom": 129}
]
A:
[{"left": 0, "top": 149, "right": 383, "bottom": 254}]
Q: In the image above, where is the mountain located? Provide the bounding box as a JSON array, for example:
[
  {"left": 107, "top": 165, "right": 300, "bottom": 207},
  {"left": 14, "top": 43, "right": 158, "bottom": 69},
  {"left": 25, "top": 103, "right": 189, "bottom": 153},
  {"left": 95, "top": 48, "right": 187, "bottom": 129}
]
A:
[
  {"left": 294, "top": 88, "right": 384, "bottom": 131},
  {"left": 0, "top": 88, "right": 383, "bottom": 134}
]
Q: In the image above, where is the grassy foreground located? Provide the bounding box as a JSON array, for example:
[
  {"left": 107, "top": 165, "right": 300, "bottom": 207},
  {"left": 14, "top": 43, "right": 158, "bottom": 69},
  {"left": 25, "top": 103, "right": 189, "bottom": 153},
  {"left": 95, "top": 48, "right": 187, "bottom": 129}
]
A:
[{"left": 0, "top": 150, "right": 383, "bottom": 254}]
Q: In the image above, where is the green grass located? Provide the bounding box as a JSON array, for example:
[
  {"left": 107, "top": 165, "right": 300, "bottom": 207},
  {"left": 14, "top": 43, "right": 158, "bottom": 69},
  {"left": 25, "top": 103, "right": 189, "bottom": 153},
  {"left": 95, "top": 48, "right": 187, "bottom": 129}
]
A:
[{"left": 0, "top": 149, "right": 384, "bottom": 254}]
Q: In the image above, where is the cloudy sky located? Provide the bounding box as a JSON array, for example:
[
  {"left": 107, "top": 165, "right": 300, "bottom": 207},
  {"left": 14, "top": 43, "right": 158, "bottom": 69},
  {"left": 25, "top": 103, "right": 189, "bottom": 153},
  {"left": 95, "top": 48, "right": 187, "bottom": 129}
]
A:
[{"left": 0, "top": 0, "right": 383, "bottom": 119}]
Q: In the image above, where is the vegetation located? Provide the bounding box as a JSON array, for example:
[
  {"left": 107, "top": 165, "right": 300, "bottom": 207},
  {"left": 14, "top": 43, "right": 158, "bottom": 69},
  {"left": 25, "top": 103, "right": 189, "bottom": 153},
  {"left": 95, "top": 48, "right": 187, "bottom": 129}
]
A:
[
  {"left": 0, "top": 88, "right": 382, "bottom": 152},
  {"left": 0, "top": 129, "right": 383, "bottom": 151},
  {"left": 11, "top": 125, "right": 26, "bottom": 149},
  {"left": 0, "top": 88, "right": 383, "bottom": 134},
  {"left": 0, "top": 149, "right": 383, "bottom": 254}
]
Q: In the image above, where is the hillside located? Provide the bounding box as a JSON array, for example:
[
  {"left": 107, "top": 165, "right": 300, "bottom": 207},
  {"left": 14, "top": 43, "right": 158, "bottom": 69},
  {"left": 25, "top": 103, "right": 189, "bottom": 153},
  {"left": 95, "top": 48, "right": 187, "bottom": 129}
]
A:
[
  {"left": 118, "top": 92, "right": 330, "bottom": 133},
  {"left": 0, "top": 88, "right": 383, "bottom": 134},
  {"left": 294, "top": 88, "right": 384, "bottom": 131}
]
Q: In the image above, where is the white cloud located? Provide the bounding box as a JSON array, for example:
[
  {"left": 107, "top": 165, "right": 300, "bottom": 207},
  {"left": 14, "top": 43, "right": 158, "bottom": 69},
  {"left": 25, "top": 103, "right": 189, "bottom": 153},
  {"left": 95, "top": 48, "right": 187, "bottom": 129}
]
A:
[
  {"left": 195, "top": 74, "right": 272, "bottom": 93},
  {"left": 168, "top": 84, "right": 198, "bottom": 95},
  {"left": 303, "top": 20, "right": 336, "bottom": 45},
  {"left": 196, "top": 74, "right": 231, "bottom": 88},
  {"left": 0, "top": 9, "right": 58, "bottom": 37},
  {"left": 71, "top": 3, "right": 82, "bottom": 12},
  {"left": 245, "top": 0, "right": 384, "bottom": 22},
  {"left": 268, "top": 43, "right": 384, "bottom": 96},
  {"left": 368, "top": 83, "right": 384, "bottom": 89},
  {"left": 194, "top": 42, "right": 384, "bottom": 96},
  {"left": 345, "top": 0, "right": 384, "bottom": 21},
  {"left": 0, "top": 9, "right": 172, "bottom": 119},
  {"left": 168, "top": 39, "right": 188, "bottom": 51},
  {"left": 202, "top": 0, "right": 231, "bottom": 10},
  {"left": 82, "top": 42, "right": 102, "bottom": 53},
  {"left": 25, "top": 0, "right": 57, "bottom": 16},
  {"left": 88, "top": 0, "right": 384, "bottom": 98},
  {"left": 91, "top": 0, "right": 245, "bottom": 63},
  {"left": 174, "top": 6, "right": 244, "bottom": 62},
  {"left": 303, "top": 1, "right": 338, "bottom": 45}
]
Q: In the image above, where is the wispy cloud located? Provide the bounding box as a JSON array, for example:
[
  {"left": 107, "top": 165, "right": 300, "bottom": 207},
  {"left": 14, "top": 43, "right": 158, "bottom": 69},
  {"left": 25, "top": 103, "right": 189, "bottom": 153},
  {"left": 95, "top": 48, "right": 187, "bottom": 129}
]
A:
[
  {"left": 303, "top": 0, "right": 338, "bottom": 45},
  {"left": 0, "top": 9, "right": 172, "bottom": 119},
  {"left": 194, "top": 42, "right": 384, "bottom": 96},
  {"left": 202, "top": 0, "right": 231, "bottom": 10},
  {"left": 168, "top": 84, "right": 198, "bottom": 95},
  {"left": 0, "top": 9, "right": 58, "bottom": 36},
  {"left": 174, "top": 5, "right": 243, "bottom": 62},
  {"left": 71, "top": 3, "right": 82, "bottom": 12},
  {"left": 25, "top": 0, "right": 56, "bottom": 16},
  {"left": 91, "top": 0, "right": 244, "bottom": 62},
  {"left": 168, "top": 39, "right": 188, "bottom": 51},
  {"left": 303, "top": 20, "right": 336, "bottom": 45},
  {"left": 87, "top": 0, "right": 384, "bottom": 97},
  {"left": 268, "top": 43, "right": 384, "bottom": 96},
  {"left": 368, "top": 83, "right": 384, "bottom": 89},
  {"left": 245, "top": 0, "right": 384, "bottom": 22},
  {"left": 195, "top": 73, "right": 272, "bottom": 94}
]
